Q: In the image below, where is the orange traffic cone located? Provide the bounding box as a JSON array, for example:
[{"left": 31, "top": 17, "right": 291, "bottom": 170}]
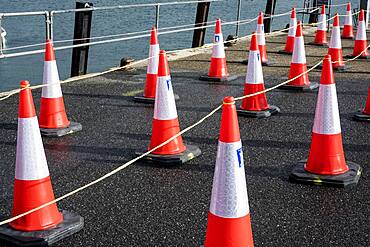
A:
[
  {"left": 39, "top": 40, "right": 82, "bottom": 137},
  {"left": 278, "top": 7, "right": 297, "bottom": 54},
  {"left": 256, "top": 12, "right": 272, "bottom": 65},
  {"left": 353, "top": 87, "right": 370, "bottom": 122},
  {"left": 200, "top": 18, "right": 238, "bottom": 82},
  {"left": 134, "top": 27, "right": 160, "bottom": 103},
  {"left": 280, "top": 21, "right": 318, "bottom": 91},
  {"left": 237, "top": 32, "right": 280, "bottom": 118},
  {"left": 341, "top": 2, "right": 354, "bottom": 39},
  {"left": 327, "top": 14, "right": 347, "bottom": 71},
  {"left": 0, "top": 81, "right": 83, "bottom": 245},
  {"left": 290, "top": 55, "right": 362, "bottom": 187},
  {"left": 311, "top": 5, "right": 328, "bottom": 46},
  {"left": 347, "top": 10, "right": 370, "bottom": 59},
  {"left": 204, "top": 96, "right": 254, "bottom": 247},
  {"left": 138, "top": 50, "right": 201, "bottom": 164}
]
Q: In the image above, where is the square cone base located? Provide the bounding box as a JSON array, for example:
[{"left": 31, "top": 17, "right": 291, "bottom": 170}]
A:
[
  {"left": 241, "top": 59, "right": 274, "bottom": 66},
  {"left": 316, "top": 64, "right": 350, "bottom": 72},
  {"left": 237, "top": 105, "right": 280, "bottom": 118},
  {"left": 289, "top": 160, "right": 362, "bottom": 187},
  {"left": 345, "top": 54, "right": 370, "bottom": 59},
  {"left": 341, "top": 36, "right": 354, "bottom": 40},
  {"left": 278, "top": 81, "right": 319, "bottom": 91},
  {"left": 133, "top": 94, "right": 180, "bottom": 104},
  {"left": 353, "top": 110, "right": 370, "bottom": 122},
  {"left": 0, "top": 210, "right": 84, "bottom": 247},
  {"left": 40, "top": 122, "right": 82, "bottom": 137},
  {"left": 277, "top": 50, "right": 293, "bottom": 55},
  {"left": 199, "top": 75, "right": 238, "bottom": 82},
  {"left": 136, "top": 144, "right": 201, "bottom": 165}
]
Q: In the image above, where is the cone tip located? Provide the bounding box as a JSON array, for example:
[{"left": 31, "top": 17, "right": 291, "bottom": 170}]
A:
[
  {"left": 250, "top": 32, "right": 258, "bottom": 51},
  {"left": 150, "top": 26, "right": 158, "bottom": 45},
  {"left": 296, "top": 21, "right": 303, "bottom": 37},
  {"left": 347, "top": 2, "right": 351, "bottom": 11},
  {"left": 20, "top": 80, "right": 30, "bottom": 88},
  {"left": 45, "top": 39, "right": 56, "bottom": 61},
  {"left": 359, "top": 9, "right": 364, "bottom": 21},
  {"left": 320, "top": 54, "right": 335, "bottom": 85},
  {"left": 215, "top": 18, "right": 222, "bottom": 33},
  {"left": 223, "top": 96, "right": 235, "bottom": 104},
  {"left": 321, "top": 5, "right": 325, "bottom": 14},
  {"left": 333, "top": 13, "right": 339, "bottom": 26},
  {"left": 258, "top": 12, "right": 264, "bottom": 24},
  {"left": 158, "top": 50, "right": 170, "bottom": 76},
  {"left": 291, "top": 7, "right": 296, "bottom": 18}
]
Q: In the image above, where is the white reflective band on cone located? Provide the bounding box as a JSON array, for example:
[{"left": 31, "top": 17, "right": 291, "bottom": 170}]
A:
[
  {"left": 246, "top": 50, "right": 264, "bottom": 84},
  {"left": 356, "top": 21, "right": 367, "bottom": 41},
  {"left": 288, "top": 18, "right": 297, "bottom": 37},
  {"left": 212, "top": 33, "right": 225, "bottom": 58},
  {"left": 147, "top": 44, "right": 160, "bottom": 74},
  {"left": 317, "top": 14, "right": 327, "bottom": 31},
  {"left": 312, "top": 84, "right": 341, "bottom": 135},
  {"left": 16, "top": 117, "right": 50, "bottom": 180},
  {"left": 344, "top": 11, "right": 352, "bottom": 25},
  {"left": 154, "top": 75, "right": 178, "bottom": 120},
  {"left": 329, "top": 26, "right": 342, "bottom": 49},
  {"left": 292, "top": 37, "right": 306, "bottom": 64},
  {"left": 256, "top": 24, "right": 266, "bottom": 45},
  {"left": 41, "top": 61, "right": 63, "bottom": 98},
  {"left": 210, "top": 141, "right": 249, "bottom": 218}
]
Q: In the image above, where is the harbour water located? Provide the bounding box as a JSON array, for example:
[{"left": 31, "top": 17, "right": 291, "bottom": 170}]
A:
[{"left": 0, "top": 0, "right": 354, "bottom": 91}]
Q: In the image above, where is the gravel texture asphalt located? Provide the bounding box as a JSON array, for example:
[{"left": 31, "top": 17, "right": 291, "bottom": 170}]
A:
[{"left": 0, "top": 27, "right": 369, "bottom": 247}]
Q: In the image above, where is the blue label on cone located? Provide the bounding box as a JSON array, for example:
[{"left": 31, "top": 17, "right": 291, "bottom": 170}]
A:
[
  {"left": 166, "top": 79, "right": 171, "bottom": 91},
  {"left": 215, "top": 35, "right": 220, "bottom": 42},
  {"left": 236, "top": 148, "right": 243, "bottom": 168}
]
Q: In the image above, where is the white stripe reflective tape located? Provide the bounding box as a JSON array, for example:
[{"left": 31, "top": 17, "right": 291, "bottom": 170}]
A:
[
  {"left": 329, "top": 26, "right": 341, "bottom": 49},
  {"left": 41, "top": 61, "right": 63, "bottom": 98},
  {"left": 147, "top": 44, "right": 159, "bottom": 74},
  {"left": 288, "top": 18, "right": 297, "bottom": 37},
  {"left": 256, "top": 24, "right": 266, "bottom": 45},
  {"left": 356, "top": 21, "right": 367, "bottom": 41},
  {"left": 16, "top": 117, "right": 50, "bottom": 180},
  {"left": 312, "top": 84, "right": 341, "bottom": 135},
  {"left": 292, "top": 36, "right": 306, "bottom": 64},
  {"left": 154, "top": 75, "right": 178, "bottom": 120},
  {"left": 210, "top": 141, "right": 249, "bottom": 218},
  {"left": 246, "top": 50, "right": 264, "bottom": 84},
  {"left": 317, "top": 14, "right": 327, "bottom": 31},
  {"left": 212, "top": 33, "right": 225, "bottom": 58},
  {"left": 344, "top": 11, "right": 352, "bottom": 25}
]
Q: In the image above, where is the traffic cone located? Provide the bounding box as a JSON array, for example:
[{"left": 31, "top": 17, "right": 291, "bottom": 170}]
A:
[
  {"left": 0, "top": 81, "right": 83, "bottom": 246},
  {"left": 290, "top": 55, "right": 362, "bottom": 187},
  {"left": 353, "top": 87, "right": 370, "bottom": 122},
  {"left": 311, "top": 5, "right": 328, "bottom": 46},
  {"left": 278, "top": 7, "right": 297, "bottom": 54},
  {"left": 237, "top": 32, "right": 280, "bottom": 118},
  {"left": 204, "top": 96, "right": 254, "bottom": 247},
  {"left": 326, "top": 14, "right": 347, "bottom": 71},
  {"left": 280, "top": 21, "right": 318, "bottom": 91},
  {"left": 138, "top": 50, "right": 201, "bottom": 164},
  {"left": 39, "top": 39, "right": 82, "bottom": 137},
  {"left": 200, "top": 18, "right": 238, "bottom": 82},
  {"left": 133, "top": 27, "right": 160, "bottom": 103},
  {"left": 341, "top": 2, "right": 354, "bottom": 39},
  {"left": 347, "top": 10, "right": 370, "bottom": 59}
]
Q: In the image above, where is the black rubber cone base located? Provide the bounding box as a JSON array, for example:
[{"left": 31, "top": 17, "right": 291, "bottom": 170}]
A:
[
  {"left": 40, "top": 122, "right": 82, "bottom": 137},
  {"left": 278, "top": 81, "right": 319, "bottom": 91},
  {"left": 241, "top": 59, "right": 274, "bottom": 66},
  {"left": 316, "top": 64, "right": 350, "bottom": 72},
  {"left": 353, "top": 110, "right": 370, "bottom": 122},
  {"left": 277, "top": 50, "right": 293, "bottom": 55},
  {"left": 0, "top": 210, "right": 84, "bottom": 247},
  {"left": 199, "top": 75, "right": 238, "bottom": 82},
  {"left": 341, "top": 36, "right": 354, "bottom": 40},
  {"left": 289, "top": 161, "right": 362, "bottom": 187},
  {"left": 237, "top": 105, "right": 280, "bottom": 118},
  {"left": 136, "top": 144, "right": 201, "bottom": 165},
  {"left": 345, "top": 54, "right": 370, "bottom": 60},
  {"left": 133, "top": 94, "right": 180, "bottom": 104}
]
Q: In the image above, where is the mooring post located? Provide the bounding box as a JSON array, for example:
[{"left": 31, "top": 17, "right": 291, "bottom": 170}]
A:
[
  {"left": 71, "top": 2, "right": 93, "bottom": 77},
  {"left": 192, "top": 2, "right": 211, "bottom": 48},
  {"left": 360, "top": 0, "right": 370, "bottom": 27},
  {"left": 264, "top": 0, "right": 277, "bottom": 33}
]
